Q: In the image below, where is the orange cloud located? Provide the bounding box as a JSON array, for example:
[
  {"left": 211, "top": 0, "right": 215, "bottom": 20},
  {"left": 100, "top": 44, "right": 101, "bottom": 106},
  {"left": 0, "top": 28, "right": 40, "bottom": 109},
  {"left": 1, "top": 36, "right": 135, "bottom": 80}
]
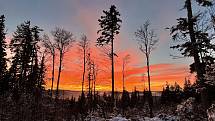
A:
[
  {"left": 45, "top": 50, "right": 195, "bottom": 92},
  {"left": 44, "top": 3, "right": 195, "bottom": 92}
]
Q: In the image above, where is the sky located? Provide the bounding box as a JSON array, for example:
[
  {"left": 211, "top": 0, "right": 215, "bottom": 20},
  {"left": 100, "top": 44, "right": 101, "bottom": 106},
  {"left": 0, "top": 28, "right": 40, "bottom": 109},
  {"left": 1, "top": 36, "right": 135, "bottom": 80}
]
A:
[{"left": 0, "top": 0, "right": 196, "bottom": 91}]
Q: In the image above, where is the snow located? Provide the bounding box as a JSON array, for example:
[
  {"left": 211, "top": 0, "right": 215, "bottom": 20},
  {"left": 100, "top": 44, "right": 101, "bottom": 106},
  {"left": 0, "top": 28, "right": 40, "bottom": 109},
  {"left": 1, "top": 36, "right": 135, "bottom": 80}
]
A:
[
  {"left": 85, "top": 113, "right": 179, "bottom": 121},
  {"left": 109, "top": 115, "right": 128, "bottom": 121},
  {"left": 144, "top": 114, "right": 178, "bottom": 121},
  {"left": 84, "top": 97, "right": 213, "bottom": 121},
  {"left": 204, "top": 64, "right": 215, "bottom": 86},
  {"left": 207, "top": 104, "right": 215, "bottom": 121}
]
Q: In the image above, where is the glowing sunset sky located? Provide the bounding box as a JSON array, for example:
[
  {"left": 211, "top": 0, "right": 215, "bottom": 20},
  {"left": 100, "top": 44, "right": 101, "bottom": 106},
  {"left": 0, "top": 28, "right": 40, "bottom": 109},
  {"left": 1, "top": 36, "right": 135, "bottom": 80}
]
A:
[{"left": 1, "top": 0, "right": 196, "bottom": 91}]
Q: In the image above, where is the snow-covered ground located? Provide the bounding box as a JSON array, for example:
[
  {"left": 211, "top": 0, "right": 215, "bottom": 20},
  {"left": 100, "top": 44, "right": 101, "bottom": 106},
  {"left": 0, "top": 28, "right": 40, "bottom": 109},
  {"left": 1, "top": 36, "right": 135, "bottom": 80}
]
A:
[
  {"left": 85, "top": 97, "right": 213, "bottom": 121},
  {"left": 85, "top": 114, "right": 179, "bottom": 121}
]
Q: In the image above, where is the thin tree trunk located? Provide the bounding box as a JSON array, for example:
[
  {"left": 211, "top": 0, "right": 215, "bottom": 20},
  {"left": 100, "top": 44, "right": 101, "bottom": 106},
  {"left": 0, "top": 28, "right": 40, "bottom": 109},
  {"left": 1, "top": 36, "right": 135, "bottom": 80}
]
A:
[
  {"left": 93, "top": 63, "right": 96, "bottom": 99},
  {"left": 146, "top": 54, "right": 151, "bottom": 92},
  {"left": 56, "top": 51, "right": 63, "bottom": 99},
  {"left": 88, "top": 71, "right": 91, "bottom": 96},
  {"left": 94, "top": 80, "right": 96, "bottom": 99},
  {"left": 146, "top": 53, "right": 153, "bottom": 118},
  {"left": 51, "top": 54, "right": 55, "bottom": 97},
  {"left": 111, "top": 35, "right": 115, "bottom": 103},
  {"left": 186, "top": 0, "right": 203, "bottom": 82},
  {"left": 122, "top": 60, "right": 125, "bottom": 91},
  {"left": 82, "top": 48, "right": 86, "bottom": 95}
]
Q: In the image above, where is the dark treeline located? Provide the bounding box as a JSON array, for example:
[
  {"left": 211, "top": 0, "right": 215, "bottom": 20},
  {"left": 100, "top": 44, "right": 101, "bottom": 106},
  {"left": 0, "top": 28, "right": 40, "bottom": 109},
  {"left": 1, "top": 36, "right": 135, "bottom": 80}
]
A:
[{"left": 0, "top": 0, "right": 215, "bottom": 120}]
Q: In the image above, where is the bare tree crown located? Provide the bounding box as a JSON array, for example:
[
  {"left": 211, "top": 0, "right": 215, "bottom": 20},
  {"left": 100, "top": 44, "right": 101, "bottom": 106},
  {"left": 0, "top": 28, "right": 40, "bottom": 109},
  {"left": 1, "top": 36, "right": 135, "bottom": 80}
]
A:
[
  {"left": 51, "top": 28, "right": 75, "bottom": 54},
  {"left": 135, "top": 21, "right": 158, "bottom": 55}
]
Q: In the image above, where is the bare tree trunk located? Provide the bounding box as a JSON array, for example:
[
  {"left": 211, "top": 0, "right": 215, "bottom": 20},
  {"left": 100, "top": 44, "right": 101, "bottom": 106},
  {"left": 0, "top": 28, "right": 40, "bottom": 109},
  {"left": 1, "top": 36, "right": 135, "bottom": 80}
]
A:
[
  {"left": 56, "top": 51, "right": 63, "bottom": 99},
  {"left": 111, "top": 36, "right": 115, "bottom": 103},
  {"left": 122, "top": 60, "right": 125, "bottom": 91},
  {"left": 51, "top": 54, "right": 55, "bottom": 97},
  {"left": 88, "top": 71, "right": 91, "bottom": 96},
  {"left": 186, "top": 0, "right": 203, "bottom": 82},
  {"left": 93, "top": 63, "right": 96, "bottom": 99},
  {"left": 146, "top": 53, "right": 153, "bottom": 118},
  {"left": 94, "top": 79, "right": 96, "bottom": 99},
  {"left": 82, "top": 48, "right": 86, "bottom": 95}
]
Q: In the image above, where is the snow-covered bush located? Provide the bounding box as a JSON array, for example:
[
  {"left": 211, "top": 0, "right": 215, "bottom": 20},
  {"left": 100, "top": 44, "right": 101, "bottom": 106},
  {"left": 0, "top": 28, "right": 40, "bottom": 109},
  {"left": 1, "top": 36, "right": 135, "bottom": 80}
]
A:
[
  {"left": 204, "top": 64, "right": 215, "bottom": 86},
  {"left": 207, "top": 104, "right": 215, "bottom": 121},
  {"left": 176, "top": 97, "right": 195, "bottom": 121},
  {"left": 144, "top": 114, "right": 179, "bottom": 121},
  {"left": 176, "top": 97, "right": 207, "bottom": 121},
  {"left": 108, "top": 115, "right": 129, "bottom": 121}
]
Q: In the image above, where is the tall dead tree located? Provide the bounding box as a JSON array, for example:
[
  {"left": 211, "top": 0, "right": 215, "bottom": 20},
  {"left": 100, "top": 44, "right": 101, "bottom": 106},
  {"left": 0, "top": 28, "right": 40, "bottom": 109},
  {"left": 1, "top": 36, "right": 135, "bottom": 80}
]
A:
[
  {"left": 135, "top": 20, "right": 158, "bottom": 118},
  {"left": 42, "top": 34, "right": 56, "bottom": 97},
  {"left": 52, "top": 28, "right": 75, "bottom": 99},
  {"left": 78, "top": 34, "right": 90, "bottom": 96},
  {"left": 122, "top": 54, "right": 130, "bottom": 91},
  {"left": 92, "top": 61, "right": 98, "bottom": 99},
  {"left": 87, "top": 53, "right": 93, "bottom": 97}
]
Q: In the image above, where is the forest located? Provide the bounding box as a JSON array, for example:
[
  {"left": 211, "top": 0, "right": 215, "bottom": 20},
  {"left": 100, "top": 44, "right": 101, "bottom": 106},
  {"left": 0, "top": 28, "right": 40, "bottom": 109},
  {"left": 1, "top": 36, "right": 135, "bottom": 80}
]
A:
[{"left": 0, "top": 0, "right": 215, "bottom": 121}]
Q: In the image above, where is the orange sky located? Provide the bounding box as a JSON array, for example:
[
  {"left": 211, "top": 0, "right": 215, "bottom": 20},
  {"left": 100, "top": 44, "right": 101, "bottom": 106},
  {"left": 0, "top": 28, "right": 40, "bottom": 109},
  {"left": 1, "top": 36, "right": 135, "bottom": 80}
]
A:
[
  {"left": 2, "top": 0, "right": 196, "bottom": 92},
  {"left": 45, "top": 45, "right": 196, "bottom": 92}
]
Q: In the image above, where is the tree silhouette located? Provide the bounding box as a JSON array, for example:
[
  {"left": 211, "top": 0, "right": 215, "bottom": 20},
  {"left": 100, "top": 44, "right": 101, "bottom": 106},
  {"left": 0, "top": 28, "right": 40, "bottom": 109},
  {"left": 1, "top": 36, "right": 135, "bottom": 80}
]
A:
[
  {"left": 169, "top": 0, "right": 214, "bottom": 84},
  {"left": 86, "top": 53, "right": 93, "bottom": 97},
  {"left": 97, "top": 5, "right": 122, "bottom": 102},
  {"left": 0, "top": 15, "right": 8, "bottom": 94},
  {"left": 42, "top": 34, "right": 56, "bottom": 97},
  {"left": 78, "top": 34, "right": 90, "bottom": 95},
  {"left": 122, "top": 54, "right": 130, "bottom": 91},
  {"left": 183, "top": 78, "right": 195, "bottom": 99},
  {"left": 28, "top": 25, "right": 43, "bottom": 93},
  {"left": 37, "top": 52, "right": 46, "bottom": 90},
  {"left": 52, "top": 28, "right": 75, "bottom": 99},
  {"left": 9, "top": 21, "right": 42, "bottom": 94},
  {"left": 135, "top": 20, "right": 158, "bottom": 117}
]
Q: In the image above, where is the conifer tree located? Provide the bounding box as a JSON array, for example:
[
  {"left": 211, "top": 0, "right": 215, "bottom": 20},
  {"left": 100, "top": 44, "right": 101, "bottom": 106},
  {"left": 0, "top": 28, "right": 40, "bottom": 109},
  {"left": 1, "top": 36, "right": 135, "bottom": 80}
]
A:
[
  {"left": 0, "top": 15, "right": 8, "bottom": 94},
  {"left": 9, "top": 21, "right": 42, "bottom": 94},
  {"left": 169, "top": 0, "right": 214, "bottom": 84},
  {"left": 97, "top": 5, "right": 122, "bottom": 102}
]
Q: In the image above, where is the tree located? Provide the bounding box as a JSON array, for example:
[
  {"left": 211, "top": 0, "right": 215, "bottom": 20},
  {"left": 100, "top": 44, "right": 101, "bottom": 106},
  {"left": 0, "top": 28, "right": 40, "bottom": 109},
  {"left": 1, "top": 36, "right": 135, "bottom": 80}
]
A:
[
  {"left": 97, "top": 5, "right": 122, "bottom": 102},
  {"left": 161, "top": 82, "right": 183, "bottom": 104},
  {"left": 86, "top": 53, "right": 93, "bottom": 97},
  {"left": 122, "top": 54, "right": 130, "bottom": 91},
  {"left": 9, "top": 21, "right": 42, "bottom": 94},
  {"left": 78, "top": 34, "right": 90, "bottom": 95},
  {"left": 0, "top": 15, "right": 8, "bottom": 94},
  {"left": 42, "top": 34, "right": 56, "bottom": 97},
  {"left": 204, "top": 64, "right": 215, "bottom": 86},
  {"left": 183, "top": 78, "right": 195, "bottom": 99},
  {"left": 52, "top": 28, "right": 75, "bottom": 99},
  {"left": 169, "top": 0, "right": 215, "bottom": 108},
  {"left": 135, "top": 20, "right": 158, "bottom": 117},
  {"left": 92, "top": 61, "right": 98, "bottom": 101},
  {"left": 121, "top": 90, "right": 130, "bottom": 114},
  {"left": 27, "top": 25, "right": 43, "bottom": 93},
  {"left": 37, "top": 51, "right": 46, "bottom": 91},
  {"left": 169, "top": 0, "right": 214, "bottom": 84}
]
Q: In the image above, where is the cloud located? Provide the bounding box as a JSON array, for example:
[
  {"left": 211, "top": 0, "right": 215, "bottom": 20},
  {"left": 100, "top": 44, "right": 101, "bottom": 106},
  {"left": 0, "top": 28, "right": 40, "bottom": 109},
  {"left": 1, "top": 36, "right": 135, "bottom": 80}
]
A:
[{"left": 46, "top": 61, "right": 194, "bottom": 92}]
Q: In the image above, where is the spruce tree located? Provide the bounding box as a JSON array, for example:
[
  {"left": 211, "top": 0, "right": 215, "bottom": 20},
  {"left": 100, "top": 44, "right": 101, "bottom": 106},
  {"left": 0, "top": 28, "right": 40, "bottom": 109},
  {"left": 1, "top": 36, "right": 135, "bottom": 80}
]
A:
[
  {"left": 9, "top": 21, "right": 42, "bottom": 94},
  {"left": 0, "top": 15, "right": 8, "bottom": 94},
  {"left": 169, "top": 0, "right": 214, "bottom": 84},
  {"left": 97, "top": 5, "right": 122, "bottom": 102}
]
